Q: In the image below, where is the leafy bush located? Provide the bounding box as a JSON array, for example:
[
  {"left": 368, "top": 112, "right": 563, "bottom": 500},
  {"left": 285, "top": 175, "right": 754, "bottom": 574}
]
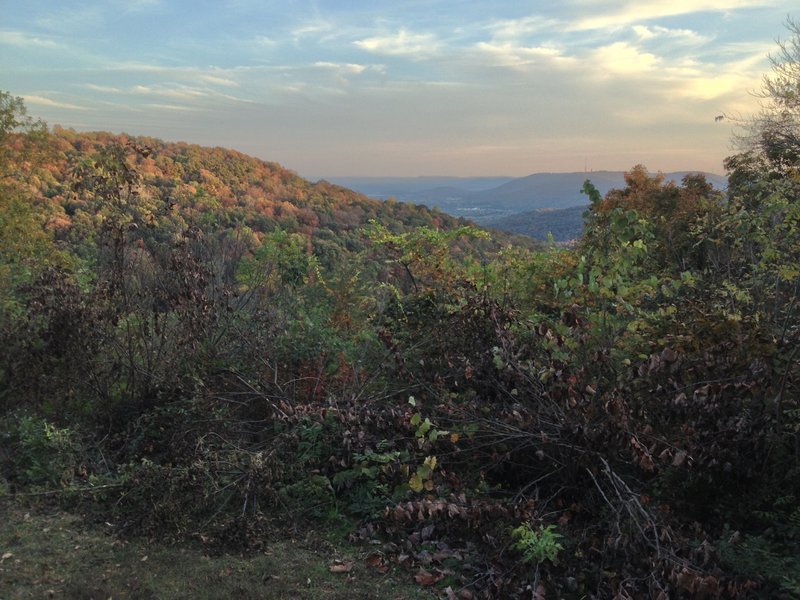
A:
[{"left": 1, "top": 414, "right": 80, "bottom": 488}]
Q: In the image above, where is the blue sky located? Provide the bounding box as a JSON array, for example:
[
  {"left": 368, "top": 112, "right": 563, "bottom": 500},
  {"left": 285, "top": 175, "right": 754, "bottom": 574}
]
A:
[{"left": 1, "top": 1, "right": 796, "bottom": 177}]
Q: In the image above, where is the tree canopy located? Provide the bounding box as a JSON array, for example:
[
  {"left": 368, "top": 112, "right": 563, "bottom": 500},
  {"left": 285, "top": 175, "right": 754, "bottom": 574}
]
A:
[{"left": 1, "top": 20, "right": 800, "bottom": 599}]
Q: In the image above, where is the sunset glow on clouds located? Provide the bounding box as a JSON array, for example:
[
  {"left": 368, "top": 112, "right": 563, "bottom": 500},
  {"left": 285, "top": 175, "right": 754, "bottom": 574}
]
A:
[{"left": 2, "top": 0, "right": 796, "bottom": 176}]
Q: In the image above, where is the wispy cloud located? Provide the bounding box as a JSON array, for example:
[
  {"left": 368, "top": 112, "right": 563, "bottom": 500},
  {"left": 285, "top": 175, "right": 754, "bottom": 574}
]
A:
[
  {"left": 145, "top": 103, "right": 199, "bottom": 112},
  {"left": 314, "top": 62, "right": 368, "bottom": 75},
  {"left": 0, "top": 30, "right": 61, "bottom": 48},
  {"left": 84, "top": 84, "right": 123, "bottom": 93},
  {"left": 129, "top": 83, "right": 253, "bottom": 104},
  {"left": 633, "top": 25, "right": 709, "bottom": 44},
  {"left": 22, "top": 95, "right": 84, "bottom": 110},
  {"left": 572, "top": 0, "right": 771, "bottom": 31},
  {"left": 354, "top": 29, "right": 440, "bottom": 58},
  {"left": 474, "top": 42, "right": 576, "bottom": 69},
  {"left": 486, "top": 16, "right": 564, "bottom": 39},
  {"left": 4, "top": 0, "right": 790, "bottom": 176},
  {"left": 131, "top": 85, "right": 204, "bottom": 99},
  {"left": 291, "top": 18, "right": 338, "bottom": 43},
  {"left": 254, "top": 35, "right": 278, "bottom": 47},
  {"left": 197, "top": 74, "right": 240, "bottom": 87}
]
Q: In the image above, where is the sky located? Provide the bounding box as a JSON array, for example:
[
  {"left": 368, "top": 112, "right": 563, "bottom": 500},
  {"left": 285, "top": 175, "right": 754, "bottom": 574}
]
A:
[{"left": 1, "top": 1, "right": 797, "bottom": 178}]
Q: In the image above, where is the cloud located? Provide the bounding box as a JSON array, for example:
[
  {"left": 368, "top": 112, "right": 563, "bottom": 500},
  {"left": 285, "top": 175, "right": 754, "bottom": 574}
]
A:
[
  {"left": 354, "top": 29, "right": 440, "bottom": 57},
  {"left": 632, "top": 25, "right": 709, "bottom": 43},
  {"left": 314, "top": 62, "right": 368, "bottom": 75},
  {"left": 145, "top": 103, "right": 199, "bottom": 112},
  {"left": 197, "top": 74, "right": 240, "bottom": 87},
  {"left": 131, "top": 84, "right": 203, "bottom": 99},
  {"left": 591, "top": 42, "right": 660, "bottom": 74},
  {"left": 22, "top": 95, "right": 84, "bottom": 110},
  {"left": 486, "top": 16, "right": 563, "bottom": 39},
  {"left": 130, "top": 84, "right": 245, "bottom": 102},
  {"left": 0, "top": 30, "right": 61, "bottom": 48},
  {"left": 572, "top": 0, "right": 771, "bottom": 31},
  {"left": 84, "top": 84, "right": 123, "bottom": 94},
  {"left": 254, "top": 35, "right": 277, "bottom": 47},
  {"left": 474, "top": 42, "right": 576, "bottom": 69},
  {"left": 679, "top": 74, "right": 743, "bottom": 100},
  {"left": 291, "top": 19, "right": 338, "bottom": 42}
]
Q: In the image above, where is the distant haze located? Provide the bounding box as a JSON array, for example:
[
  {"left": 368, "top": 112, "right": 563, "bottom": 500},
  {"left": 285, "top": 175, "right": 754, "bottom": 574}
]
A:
[
  {"left": 331, "top": 170, "right": 728, "bottom": 241},
  {"left": 3, "top": 1, "right": 796, "bottom": 176}
]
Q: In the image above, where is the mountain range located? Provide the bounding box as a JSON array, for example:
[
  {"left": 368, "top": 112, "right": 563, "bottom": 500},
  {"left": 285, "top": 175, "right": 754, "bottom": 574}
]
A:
[{"left": 329, "top": 170, "right": 728, "bottom": 241}]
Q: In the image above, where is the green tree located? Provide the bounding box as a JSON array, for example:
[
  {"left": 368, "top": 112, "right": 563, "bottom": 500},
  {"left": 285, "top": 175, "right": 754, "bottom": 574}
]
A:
[
  {"left": 0, "top": 92, "right": 65, "bottom": 312},
  {"left": 0, "top": 91, "right": 49, "bottom": 182}
]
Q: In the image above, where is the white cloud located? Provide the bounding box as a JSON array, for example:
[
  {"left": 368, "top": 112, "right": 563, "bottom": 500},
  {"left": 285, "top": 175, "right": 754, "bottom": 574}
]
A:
[
  {"left": 486, "top": 16, "right": 563, "bottom": 39},
  {"left": 592, "top": 42, "right": 660, "bottom": 74},
  {"left": 131, "top": 85, "right": 213, "bottom": 101},
  {"left": 314, "top": 62, "right": 368, "bottom": 75},
  {"left": 22, "top": 95, "right": 84, "bottom": 110},
  {"left": 84, "top": 84, "right": 123, "bottom": 93},
  {"left": 0, "top": 30, "right": 61, "bottom": 48},
  {"left": 632, "top": 25, "right": 709, "bottom": 43},
  {"left": 254, "top": 35, "right": 277, "bottom": 47},
  {"left": 474, "top": 42, "right": 576, "bottom": 69},
  {"left": 291, "top": 19, "right": 337, "bottom": 42},
  {"left": 572, "top": 0, "right": 771, "bottom": 31},
  {"left": 679, "top": 74, "right": 743, "bottom": 99},
  {"left": 145, "top": 103, "right": 199, "bottom": 112},
  {"left": 197, "top": 74, "right": 240, "bottom": 87},
  {"left": 354, "top": 29, "right": 440, "bottom": 57},
  {"left": 125, "top": 83, "right": 253, "bottom": 105}
]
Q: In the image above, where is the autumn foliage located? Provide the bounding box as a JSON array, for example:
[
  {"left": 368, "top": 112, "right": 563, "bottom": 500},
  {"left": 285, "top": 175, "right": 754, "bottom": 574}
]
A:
[{"left": 1, "top": 28, "right": 800, "bottom": 597}]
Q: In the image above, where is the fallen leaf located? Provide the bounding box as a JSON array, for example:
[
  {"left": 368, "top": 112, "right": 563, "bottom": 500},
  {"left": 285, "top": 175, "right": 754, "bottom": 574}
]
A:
[
  {"left": 409, "top": 473, "right": 424, "bottom": 493},
  {"left": 329, "top": 560, "right": 353, "bottom": 574},
  {"left": 365, "top": 553, "right": 389, "bottom": 574},
  {"left": 1, "top": 552, "right": 12, "bottom": 562},
  {"left": 414, "top": 568, "right": 443, "bottom": 586}
]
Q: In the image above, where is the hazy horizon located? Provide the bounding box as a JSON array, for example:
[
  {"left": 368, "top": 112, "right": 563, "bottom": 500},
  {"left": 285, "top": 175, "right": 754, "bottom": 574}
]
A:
[{"left": 3, "top": 1, "right": 796, "bottom": 178}]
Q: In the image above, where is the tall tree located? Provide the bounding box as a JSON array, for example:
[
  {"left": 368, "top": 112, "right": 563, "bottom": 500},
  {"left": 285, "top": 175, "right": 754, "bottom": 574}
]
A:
[{"left": 732, "top": 18, "right": 800, "bottom": 176}]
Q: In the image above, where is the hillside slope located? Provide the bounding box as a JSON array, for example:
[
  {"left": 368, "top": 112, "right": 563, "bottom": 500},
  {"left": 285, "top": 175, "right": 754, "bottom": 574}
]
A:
[{"left": 30, "top": 129, "right": 495, "bottom": 268}]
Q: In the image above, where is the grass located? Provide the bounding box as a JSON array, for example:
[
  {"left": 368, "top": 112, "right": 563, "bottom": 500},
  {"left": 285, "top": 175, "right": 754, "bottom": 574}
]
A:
[{"left": 0, "top": 501, "right": 434, "bottom": 599}]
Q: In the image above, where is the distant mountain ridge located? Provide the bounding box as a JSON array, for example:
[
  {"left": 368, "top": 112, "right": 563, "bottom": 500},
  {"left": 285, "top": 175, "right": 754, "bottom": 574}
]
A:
[
  {"left": 328, "top": 170, "right": 727, "bottom": 240},
  {"left": 325, "top": 176, "right": 515, "bottom": 199}
]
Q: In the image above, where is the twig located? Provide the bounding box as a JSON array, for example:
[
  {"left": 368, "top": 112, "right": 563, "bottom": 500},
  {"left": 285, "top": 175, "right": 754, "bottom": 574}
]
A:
[{"left": 5, "top": 483, "right": 124, "bottom": 498}]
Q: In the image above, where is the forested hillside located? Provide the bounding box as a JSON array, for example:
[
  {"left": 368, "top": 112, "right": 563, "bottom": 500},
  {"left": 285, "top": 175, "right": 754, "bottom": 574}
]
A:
[{"left": 1, "top": 23, "right": 799, "bottom": 599}]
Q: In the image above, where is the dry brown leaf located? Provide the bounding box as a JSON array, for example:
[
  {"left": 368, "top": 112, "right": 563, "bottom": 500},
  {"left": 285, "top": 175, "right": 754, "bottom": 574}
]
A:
[
  {"left": 414, "top": 568, "right": 442, "bottom": 586},
  {"left": 328, "top": 560, "right": 354, "bottom": 574},
  {"left": 365, "top": 553, "right": 389, "bottom": 574}
]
